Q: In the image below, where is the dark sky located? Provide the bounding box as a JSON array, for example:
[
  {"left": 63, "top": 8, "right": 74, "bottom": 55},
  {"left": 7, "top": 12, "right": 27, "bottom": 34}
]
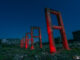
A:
[{"left": 0, "top": 0, "right": 80, "bottom": 42}]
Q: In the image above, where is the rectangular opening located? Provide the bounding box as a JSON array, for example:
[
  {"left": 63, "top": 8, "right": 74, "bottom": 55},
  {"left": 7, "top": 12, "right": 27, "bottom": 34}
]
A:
[
  {"left": 53, "top": 30, "right": 63, "bottom": 51},
  {"left": 50, "top": 14, "right": 59, "bottom": 26},
  {"left": 33, "top": 29, "right": 39, "bottom": 36},
  {"left": 33, "top": 38, "right": 40, "bottom": 48}
]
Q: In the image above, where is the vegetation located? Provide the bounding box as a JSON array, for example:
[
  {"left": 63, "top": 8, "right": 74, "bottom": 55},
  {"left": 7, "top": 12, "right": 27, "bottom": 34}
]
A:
[{"left": 0, "top": 44, "right": 80, "bottom": 60}]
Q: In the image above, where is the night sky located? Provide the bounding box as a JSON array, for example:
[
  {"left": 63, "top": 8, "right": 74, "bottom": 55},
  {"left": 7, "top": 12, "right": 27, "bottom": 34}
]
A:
[{"left": 0, "top": 0, "right": 80, "bottom": 42}]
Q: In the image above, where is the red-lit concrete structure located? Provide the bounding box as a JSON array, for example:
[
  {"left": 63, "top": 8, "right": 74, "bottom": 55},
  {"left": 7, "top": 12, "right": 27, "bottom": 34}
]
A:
[
  {"left": 45, "top": 8, "right": 70, "bottom": 53},
  {"left": 31, "top": 27, "right": 42, "bottom": 50},
  {"left": 20, "top": 37, "right": 25, "bottom": 48},
  {"left": 25, "top": 33, "right": 31, "bottom": 49}
]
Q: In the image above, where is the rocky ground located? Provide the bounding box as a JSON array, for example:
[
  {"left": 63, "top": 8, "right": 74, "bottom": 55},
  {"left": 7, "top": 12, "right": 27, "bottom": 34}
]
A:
[{"left": 0, "top": 44, "right": 80, "bottom": 60}]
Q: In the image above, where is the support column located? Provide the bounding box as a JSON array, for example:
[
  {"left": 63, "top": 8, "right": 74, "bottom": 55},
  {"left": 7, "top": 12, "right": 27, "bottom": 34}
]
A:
[
  {"left": 25, "top": 33, "right": 28, "bottom": 49},
  {"left": 31, "top": 28, "right": 34, "bottom": 50},
  {"left": 31, "top": 27, "right": 43, "bottom": 50},
  {"left": 57, "top": 13, "right": 70, "bottom": 50},
  {"left": 45, "top": 8, "right": 56, "bottom": 53},
  {"left": 39, "top": 28, "right": 42, "bottom": 48},
  {"left": 45, "top": 8, "right": 70, "bottom": 53},
  {"left": 20, "top": 38, "right": 24, "bottom": 48}
]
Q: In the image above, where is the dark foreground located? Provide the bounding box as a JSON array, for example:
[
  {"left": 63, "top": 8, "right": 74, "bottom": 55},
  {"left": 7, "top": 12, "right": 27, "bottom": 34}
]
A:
[{"left": 0, "top": 44, "right": 80, "bottom": 60}]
